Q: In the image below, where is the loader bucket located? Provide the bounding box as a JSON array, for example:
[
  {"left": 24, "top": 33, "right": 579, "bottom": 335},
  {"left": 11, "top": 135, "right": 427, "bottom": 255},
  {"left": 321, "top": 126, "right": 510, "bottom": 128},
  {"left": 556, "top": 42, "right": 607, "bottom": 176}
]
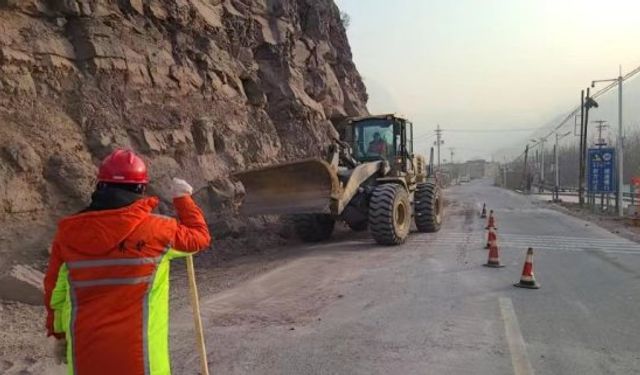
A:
[{"left": 232, "top": 158, "right": 341, "bottom": 216}]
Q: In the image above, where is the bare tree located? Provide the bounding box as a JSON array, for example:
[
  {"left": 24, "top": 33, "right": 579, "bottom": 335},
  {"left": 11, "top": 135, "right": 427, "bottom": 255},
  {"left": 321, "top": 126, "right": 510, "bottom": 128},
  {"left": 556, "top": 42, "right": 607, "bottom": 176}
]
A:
[{"left": 340, "top": 11, "right": 351, "bottom": 29}]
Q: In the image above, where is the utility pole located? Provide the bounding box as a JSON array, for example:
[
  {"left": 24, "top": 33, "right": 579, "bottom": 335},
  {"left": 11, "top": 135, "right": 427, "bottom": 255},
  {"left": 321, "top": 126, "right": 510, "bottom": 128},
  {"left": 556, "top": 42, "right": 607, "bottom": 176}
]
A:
[
  {"left": 617, "top": 73, "right": 623, "bottom": 217},
  {"left": 579, "top": 90, "right": 585, "bottom": 206},
  {"left": 580, "top": 88, "right": 594, "bottom": 206},
  {"left": 540, "top": 138, "right": 546, "bottom": 191},
  {"left": 580, "top": 88, "right": 600, "bottom": 206},
  {"left": 428, "top": 147, "right": 435, "bottom": 176},
  {"left": 434, "top": 125, "right": 444, "bottom": 171},
  {"left": 535, "top": 148, "right": 539, "bottom": 179},
  {"left": 522, "top": 145, "right": 529, "bottom": 192},
  {"left": 502, "top": 157, "right": 507, "bottom": 188},
  {"left": 555, "top": 133, "right": 559, "bottom": 199},
  {"left": 583, "top": 89, "right": 591, "bottom": 206},
  {"left": 554, "top": 131, "right": 571, "bottom": 202},
  {"left": 448, "top": 147, "right": 455, "bottom": 179}
]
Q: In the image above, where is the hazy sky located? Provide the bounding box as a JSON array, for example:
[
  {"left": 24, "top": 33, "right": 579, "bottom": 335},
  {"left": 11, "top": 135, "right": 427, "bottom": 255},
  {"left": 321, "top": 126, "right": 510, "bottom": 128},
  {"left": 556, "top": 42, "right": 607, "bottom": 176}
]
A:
[{"left": 335, "top": 0, "right": 640, "bottom": 161}]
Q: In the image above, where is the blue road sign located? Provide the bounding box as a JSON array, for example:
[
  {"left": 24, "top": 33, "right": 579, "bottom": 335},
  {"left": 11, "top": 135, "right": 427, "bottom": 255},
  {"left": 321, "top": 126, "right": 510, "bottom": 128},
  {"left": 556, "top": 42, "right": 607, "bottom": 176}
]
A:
[{"left": 588, "top": 147, "right": 616, "bottom": 194}]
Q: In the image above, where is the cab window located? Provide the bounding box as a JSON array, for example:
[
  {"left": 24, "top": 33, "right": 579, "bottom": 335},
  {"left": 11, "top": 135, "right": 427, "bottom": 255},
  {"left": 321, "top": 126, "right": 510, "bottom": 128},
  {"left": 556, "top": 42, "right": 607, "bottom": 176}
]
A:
[{"left": 353, "top": 119, "right": 395, "bottom": 161}]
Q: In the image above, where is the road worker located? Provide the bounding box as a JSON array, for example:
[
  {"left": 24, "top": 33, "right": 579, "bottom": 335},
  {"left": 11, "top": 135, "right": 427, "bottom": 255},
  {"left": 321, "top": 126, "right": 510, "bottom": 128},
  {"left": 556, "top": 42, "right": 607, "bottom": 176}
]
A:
[{"left": 44, "top": 149, "right": 211, "bottom": 375}]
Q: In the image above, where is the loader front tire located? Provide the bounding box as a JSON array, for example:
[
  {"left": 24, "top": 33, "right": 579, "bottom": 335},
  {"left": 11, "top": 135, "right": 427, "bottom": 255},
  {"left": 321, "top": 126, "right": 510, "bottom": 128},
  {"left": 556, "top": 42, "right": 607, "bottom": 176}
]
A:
[
  {"left": 414, "top": 182, "right": 442, "bottom": 233},
  {"left": 369, "top": 184, "right": 411, "bottom": 245},
  {"left": 292, "top": 214, "right": 335, "bottom": 242}
]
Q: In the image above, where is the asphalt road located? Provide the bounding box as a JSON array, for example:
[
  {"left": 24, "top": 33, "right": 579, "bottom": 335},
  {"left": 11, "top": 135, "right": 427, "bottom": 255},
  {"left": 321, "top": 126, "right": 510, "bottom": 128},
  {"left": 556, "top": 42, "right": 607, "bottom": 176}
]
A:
[{"left": 173, "top": 179, "right": 640, "bottom": 375}]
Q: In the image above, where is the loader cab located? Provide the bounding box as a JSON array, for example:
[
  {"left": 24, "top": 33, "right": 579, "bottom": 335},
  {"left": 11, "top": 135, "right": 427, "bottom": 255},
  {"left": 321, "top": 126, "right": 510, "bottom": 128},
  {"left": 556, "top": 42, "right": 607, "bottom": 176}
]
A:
[{"left": 348, "top": 115, "right": 414, "bottom": 173}]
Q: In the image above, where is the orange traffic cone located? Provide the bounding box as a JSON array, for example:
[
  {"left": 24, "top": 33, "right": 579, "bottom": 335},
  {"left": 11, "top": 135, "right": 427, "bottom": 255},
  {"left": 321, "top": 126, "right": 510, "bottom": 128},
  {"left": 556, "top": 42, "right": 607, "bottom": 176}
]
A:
[
  {"left": 485, "top": 227, "right": 497, "bottom": 249},
  {"left": 485, "top": 210, "right": 497, "bottom": 230},
  {"left": 480, "top": 203, "right": 487, "bottom": 218},
  {"left": 483, "top": 242, "right": 504, "bottom": 268},
  {"left": 514, "top": 248, "right": 540, "bottom": 289}
]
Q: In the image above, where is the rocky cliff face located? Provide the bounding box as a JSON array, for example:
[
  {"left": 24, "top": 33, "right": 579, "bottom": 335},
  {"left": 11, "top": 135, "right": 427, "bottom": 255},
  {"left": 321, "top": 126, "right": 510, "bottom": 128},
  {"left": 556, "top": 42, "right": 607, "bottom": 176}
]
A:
[{"left": 0, "top": 0, "right": 367, "bottom": 283}]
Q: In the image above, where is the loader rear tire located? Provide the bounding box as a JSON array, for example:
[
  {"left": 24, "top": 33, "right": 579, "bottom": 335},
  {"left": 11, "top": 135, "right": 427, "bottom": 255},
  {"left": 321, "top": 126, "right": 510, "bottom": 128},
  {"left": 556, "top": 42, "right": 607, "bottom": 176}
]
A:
[
  {"left": 369, "top": 184, "right": 411, "bottom": 245},
  {"left": 414, "top": 182, "right": 442, "bottom": 233},
  {"left": 292, "top": 214, "right": 335, "bottom": 242}
]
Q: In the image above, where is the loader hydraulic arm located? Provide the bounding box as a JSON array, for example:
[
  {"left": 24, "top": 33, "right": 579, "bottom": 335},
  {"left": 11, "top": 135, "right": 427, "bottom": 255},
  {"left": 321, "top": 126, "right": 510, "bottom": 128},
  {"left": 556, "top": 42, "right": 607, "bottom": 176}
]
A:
[{"left": 327, "top": 137, "right": 359, "bottom": 169}]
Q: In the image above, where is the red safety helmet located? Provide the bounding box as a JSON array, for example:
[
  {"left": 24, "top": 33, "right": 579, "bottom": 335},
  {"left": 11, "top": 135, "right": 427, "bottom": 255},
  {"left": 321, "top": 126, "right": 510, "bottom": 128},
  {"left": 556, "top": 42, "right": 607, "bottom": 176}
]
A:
[{"left": 97, "top": 149, "right": 149, "bottom": 184}]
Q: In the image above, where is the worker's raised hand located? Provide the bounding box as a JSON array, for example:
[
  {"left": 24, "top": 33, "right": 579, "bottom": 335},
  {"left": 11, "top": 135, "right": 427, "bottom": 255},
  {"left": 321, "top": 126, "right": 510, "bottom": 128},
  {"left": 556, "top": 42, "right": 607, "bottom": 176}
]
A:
[{"left": 171, "top": 178, "right": 193, "bottom": 198}]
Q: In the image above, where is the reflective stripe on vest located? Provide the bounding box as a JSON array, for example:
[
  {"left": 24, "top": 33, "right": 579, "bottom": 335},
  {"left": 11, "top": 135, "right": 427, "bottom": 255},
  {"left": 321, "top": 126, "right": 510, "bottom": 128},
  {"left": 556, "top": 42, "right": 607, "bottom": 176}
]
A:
[
  {"left": 72, "top": 276, "right": 153, "bottom": 288},
  {"left": 67, "top": 256, "right": 163, "bottom": 269}
]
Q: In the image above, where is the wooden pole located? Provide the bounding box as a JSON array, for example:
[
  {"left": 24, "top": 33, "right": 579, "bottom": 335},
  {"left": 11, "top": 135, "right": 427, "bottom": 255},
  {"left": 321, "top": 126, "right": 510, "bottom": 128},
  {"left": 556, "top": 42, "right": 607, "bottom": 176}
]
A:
[{"left": 186, "top": 255, "right": 210, "bottom": 375}]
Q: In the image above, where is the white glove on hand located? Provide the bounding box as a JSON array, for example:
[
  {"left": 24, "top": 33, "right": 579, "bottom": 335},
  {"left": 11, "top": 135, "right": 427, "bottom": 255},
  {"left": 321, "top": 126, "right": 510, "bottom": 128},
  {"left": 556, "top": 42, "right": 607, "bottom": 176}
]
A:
[{"left": 171, "top": 178, "right": 193, "bottom": 198}]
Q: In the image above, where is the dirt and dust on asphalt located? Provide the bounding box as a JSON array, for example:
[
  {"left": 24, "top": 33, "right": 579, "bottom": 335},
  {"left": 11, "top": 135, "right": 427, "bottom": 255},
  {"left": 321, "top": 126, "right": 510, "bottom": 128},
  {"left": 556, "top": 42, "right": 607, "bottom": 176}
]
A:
[
  {"left": 0, "top": 194, "right": 444, "bottom": 374},
  {"left": 166, "top": 190, "right": 511, "bottom": 375},
  {"left": 168, "top": 179, "right": 640, "bottom": 375},
  {"left": 4, "top": 180, "right": 640, "bottom": 374},
  {"left": 0, "top": 223, "right": 379, "bottom": 375}
]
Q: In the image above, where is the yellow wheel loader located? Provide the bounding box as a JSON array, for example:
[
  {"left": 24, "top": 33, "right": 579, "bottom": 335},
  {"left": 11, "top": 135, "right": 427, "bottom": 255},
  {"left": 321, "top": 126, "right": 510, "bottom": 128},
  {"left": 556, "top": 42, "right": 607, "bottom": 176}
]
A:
[{"left": 233, "top": 114, "right": 443, "bottom": 246}]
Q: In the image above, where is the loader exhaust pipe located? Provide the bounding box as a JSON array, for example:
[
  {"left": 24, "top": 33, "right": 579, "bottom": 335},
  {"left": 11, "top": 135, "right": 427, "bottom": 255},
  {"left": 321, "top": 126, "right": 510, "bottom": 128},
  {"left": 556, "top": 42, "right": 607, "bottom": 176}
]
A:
[{"left": 429, "top": 147, "right": 435, "bottom": 176}]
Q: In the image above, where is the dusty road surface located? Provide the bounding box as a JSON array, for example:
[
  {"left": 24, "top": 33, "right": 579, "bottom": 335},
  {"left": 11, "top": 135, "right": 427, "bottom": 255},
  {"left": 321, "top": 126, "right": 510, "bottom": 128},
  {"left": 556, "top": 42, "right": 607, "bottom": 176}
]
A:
[{"left": 170, "top": 179, "right": 640, "bottom": 375}]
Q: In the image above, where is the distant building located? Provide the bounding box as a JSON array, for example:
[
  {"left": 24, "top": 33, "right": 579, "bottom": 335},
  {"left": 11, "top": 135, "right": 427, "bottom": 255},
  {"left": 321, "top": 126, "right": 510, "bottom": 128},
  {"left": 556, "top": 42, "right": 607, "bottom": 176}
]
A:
[
  {"left": 485, "top": 162, "right": 500, "bottom": 179},
  {"left": 465, "top": 159, "right": 486, "bottom": 179}
]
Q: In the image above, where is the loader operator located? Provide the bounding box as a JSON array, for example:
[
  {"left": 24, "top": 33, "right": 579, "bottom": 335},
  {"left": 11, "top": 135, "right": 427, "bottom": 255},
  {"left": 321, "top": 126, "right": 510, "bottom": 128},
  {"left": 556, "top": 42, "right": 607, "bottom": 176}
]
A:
[
  {"left": 368, "top": 132, "right": 389, "bottom": 157},
  {"left": 43, "top": 149, "right": 211, "bottom": 375}
]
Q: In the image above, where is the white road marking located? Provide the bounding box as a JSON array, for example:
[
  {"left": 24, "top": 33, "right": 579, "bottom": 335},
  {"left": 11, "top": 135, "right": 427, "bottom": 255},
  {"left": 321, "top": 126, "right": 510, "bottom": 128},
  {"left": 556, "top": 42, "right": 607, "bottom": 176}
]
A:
[
  {"left": 410, "top": 232, "right": 640, "bottom": 255},
  {"left": 302, "top": 232, "right": 640, "bottom": 255},
  {"left": 426, "top": 232, "right": 639, "bottom": 245},
  {"left": 499, "top": 297, "right": 535, "bottom": 375}
]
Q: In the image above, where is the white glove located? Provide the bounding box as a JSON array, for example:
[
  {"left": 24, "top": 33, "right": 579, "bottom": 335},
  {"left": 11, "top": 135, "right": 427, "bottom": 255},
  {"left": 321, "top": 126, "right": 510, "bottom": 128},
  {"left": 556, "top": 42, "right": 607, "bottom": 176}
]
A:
[{"left": 171, "top": 178, "right": 193, "bottom": 198}]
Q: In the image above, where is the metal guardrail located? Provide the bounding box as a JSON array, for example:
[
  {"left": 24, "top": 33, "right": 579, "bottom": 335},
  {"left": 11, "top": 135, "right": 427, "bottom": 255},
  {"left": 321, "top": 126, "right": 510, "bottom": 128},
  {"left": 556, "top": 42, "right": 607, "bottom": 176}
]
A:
[
  {"left": 513, "top": 182, "right": 640, "bottom": 206},
  {"left": 514, "top": 184, "right": 640, "bottom": 218},
  {"left": 622, "top": 191, "right": 640, "bottom": 205}
]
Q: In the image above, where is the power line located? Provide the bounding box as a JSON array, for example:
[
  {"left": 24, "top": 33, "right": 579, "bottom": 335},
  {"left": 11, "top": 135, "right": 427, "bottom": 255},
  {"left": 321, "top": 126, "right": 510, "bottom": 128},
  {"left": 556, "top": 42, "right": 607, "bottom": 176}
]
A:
[
  {"left": 414, "top": 133, "right": 436, "bottom": 141},
  {"left": 445, "top": 127, "right": 542, "bottom": 133},
  {"left": 417, "top": 127, "right": 541, "bottom": 137},
  {"left": 536, "top": 64, "right": 640, "bottom": 143},
  {"left": 510, "top": 63, "right": 640, "bottom": 163}
]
